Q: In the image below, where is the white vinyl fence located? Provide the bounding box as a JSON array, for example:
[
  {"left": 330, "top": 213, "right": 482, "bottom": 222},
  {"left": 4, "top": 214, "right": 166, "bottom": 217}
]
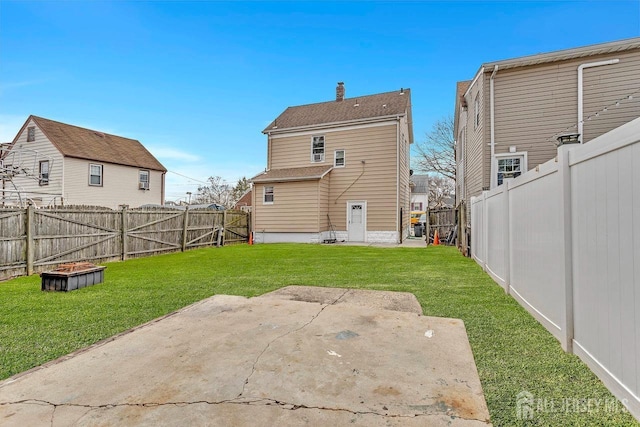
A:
[{"left": 471, "top": 117, "right": 640, "bottom": 420}]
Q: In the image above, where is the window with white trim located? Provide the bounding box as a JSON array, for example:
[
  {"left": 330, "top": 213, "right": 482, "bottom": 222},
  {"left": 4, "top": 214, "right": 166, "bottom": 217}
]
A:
[
  {"left": 139, "top": 170, "right": 149, "bottom": 190},
  {"left": 39, "top": 160, "right": 49, "bottom": 186},
  {"left": 334, "top": 149, "right": 345, "bottom": 167},
  {"left": 497, "top": 156, "right": 523, "bottom": 185},
  {"left": 263, "top": 186, "right": 274, "bottom": 204},
  {"left": 311, "top": 136, "right": 325, "bottom": 162},
  {"left": 89, "top": 164, "right": 103, "bottom": 186}
]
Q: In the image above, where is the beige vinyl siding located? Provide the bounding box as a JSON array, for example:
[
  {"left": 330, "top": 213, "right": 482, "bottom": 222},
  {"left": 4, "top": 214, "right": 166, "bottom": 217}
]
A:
[
  {"left": 399, "top": 115, "right": 411, "bottom": 234},
  {"left": 326, "top": 124, "right": 398, "bottom": 232},
  {"left": 5, "top": 119, "right": 64, "bottom": 206},
  {"left": 318, "top": 177, "right": 330, "bottom": 231},
  {"left": 492, "top": 49, "right": 640, "bottom": 172},
  {"left": 268, "top": 123, "right": 400, "bottom": 232},
  {"left": 253, "top": 180, "right": 321, "bottom": 232},
  {"left": 463, "top": 76, "right": 486, "bottom": 204},
  {"left": 63, "top": 157, "right": 163, "bottom": 208}
]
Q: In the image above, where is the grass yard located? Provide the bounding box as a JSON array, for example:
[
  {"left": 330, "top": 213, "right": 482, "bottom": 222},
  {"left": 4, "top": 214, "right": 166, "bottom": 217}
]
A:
[{"left": 0, "top": 244, "right": 637, "bottom": 426}]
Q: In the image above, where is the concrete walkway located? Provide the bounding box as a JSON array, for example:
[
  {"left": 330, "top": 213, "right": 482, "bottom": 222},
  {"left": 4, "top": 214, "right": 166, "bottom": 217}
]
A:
[{"left": 0, "top": 286, "right": 491, "bottom": 426}]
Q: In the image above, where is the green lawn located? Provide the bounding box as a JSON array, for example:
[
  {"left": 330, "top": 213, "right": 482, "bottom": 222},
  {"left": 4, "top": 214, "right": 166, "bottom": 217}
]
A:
[{"left": 0, "top": 244, "right": 637, "bottom": 426}]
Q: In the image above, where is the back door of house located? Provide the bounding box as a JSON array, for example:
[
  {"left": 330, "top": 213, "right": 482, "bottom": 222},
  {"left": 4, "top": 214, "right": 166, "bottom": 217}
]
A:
[{"left": 347, "top": 201, "right": 366, "bottom": 242}]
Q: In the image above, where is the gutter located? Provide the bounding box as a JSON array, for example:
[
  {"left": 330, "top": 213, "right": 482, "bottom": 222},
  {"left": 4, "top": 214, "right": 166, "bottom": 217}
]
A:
[
  {"left": 262, "top": 114, "right": 405, "bottom": 135},
  {"left": 577, "top": 59, "right": 619, "bottom": 143},
  {"left": 489, "top": 65, "right": 498, "bottom": 189},
  {"left": 463, "top": 66, "right": 485, "bottom": 98}
]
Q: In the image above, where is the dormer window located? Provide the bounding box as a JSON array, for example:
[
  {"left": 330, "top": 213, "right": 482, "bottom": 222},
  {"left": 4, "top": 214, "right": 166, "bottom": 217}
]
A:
[
  {"left": 311, "top": 136, "right": 325, "bottom": 163},
  {"left": 27, "top": 127, "right": 35, "bottom": 142}
]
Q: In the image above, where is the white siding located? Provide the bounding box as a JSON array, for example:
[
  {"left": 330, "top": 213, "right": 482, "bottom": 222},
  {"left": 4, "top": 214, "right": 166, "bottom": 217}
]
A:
[
  {"left": 3, "top": 119, "right": 64, "bottom": 206},
  {"left": 63, "top": 158, "right": 164, "bottom": 208}
]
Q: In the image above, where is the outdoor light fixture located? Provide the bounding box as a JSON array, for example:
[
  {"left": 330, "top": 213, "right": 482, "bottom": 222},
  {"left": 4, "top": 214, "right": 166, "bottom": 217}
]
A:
[{"left": 556, "top": 133, "right": 581, "bottom": 146}]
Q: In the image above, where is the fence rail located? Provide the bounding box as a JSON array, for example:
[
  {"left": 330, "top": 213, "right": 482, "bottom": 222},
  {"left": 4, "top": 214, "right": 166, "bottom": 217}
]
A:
[
  {"left": 0, "top": 206, "right": 250, "bottom": 281},
  {"left": 470, "top": 117, "right": 640, "bottom": 421}
]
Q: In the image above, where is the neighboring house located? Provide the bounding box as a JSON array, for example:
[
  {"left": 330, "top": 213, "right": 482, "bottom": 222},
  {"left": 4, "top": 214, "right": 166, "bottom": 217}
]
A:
[
  {"left": 234, "top": 189, "right": 252, "bottom": 212},
  {"left": 2, "top": 116, "right": 166, "bottom": 208},
  {"left": 455, "top": 37, "right": 640, "bottom": 226},
  {"left": 251, "top": 83, "right": 413, "bottom": 244},
  {"left": 410, "top": 174, "right": 428, "bottom": 212}
]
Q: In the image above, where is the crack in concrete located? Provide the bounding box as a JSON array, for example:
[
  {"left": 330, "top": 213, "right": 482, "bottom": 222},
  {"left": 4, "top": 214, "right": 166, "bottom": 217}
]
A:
[
  {"left": 238, "top": 289, "right": 350, "bottom": 398},
  {"left": 1, "top": 397, "right": 489, "bottom": 422}
]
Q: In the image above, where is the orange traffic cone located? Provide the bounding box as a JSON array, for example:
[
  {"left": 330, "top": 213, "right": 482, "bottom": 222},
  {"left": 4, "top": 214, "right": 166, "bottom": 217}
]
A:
[{"left": 433, "top": 229, "right": 440, "bottom": 246}]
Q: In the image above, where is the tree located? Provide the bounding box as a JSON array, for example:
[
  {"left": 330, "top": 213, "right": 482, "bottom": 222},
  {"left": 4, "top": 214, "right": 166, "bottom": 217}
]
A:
[
  {"left": 428, "top": 175, "right": 455, "bottom": 209},
  {"left": 413, "top": 115, "right": 456, "bottom": 181},
  {"left": 194, "top": 176, "right": 250, "bottom": 209},
  {"left": 231, "top": 177, "right": 250, "bottom": 202}
]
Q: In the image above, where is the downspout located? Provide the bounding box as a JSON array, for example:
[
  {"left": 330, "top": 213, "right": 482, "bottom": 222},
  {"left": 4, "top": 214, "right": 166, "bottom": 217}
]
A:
[
  {"left": 489, "top": 65, "right": 498, "bottom": 189},
  {"left": 577, "top": 59, "right": 619, "bottom": 143},
  {"left": 396, "top": 117, "right": 400, "bottom": 243}
]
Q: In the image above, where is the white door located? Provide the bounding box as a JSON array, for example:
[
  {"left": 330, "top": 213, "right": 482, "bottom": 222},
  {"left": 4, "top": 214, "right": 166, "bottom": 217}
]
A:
[{"left": 347, "top": 201, "right": 366, "bottom": 242}]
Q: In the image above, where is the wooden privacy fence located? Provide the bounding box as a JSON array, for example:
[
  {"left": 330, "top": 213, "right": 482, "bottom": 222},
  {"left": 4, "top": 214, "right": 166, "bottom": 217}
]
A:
[
  {"left": 427, "top": 208, "right": 457, "bottom": 245},
  {"left": 0, "top": 206, "right": 250, "bottom": 280}
]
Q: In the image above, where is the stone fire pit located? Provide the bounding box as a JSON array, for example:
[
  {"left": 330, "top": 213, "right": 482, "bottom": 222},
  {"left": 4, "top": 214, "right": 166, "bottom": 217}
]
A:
[{"left": 41, "top": 262, "right": 106, "bottom": 292}]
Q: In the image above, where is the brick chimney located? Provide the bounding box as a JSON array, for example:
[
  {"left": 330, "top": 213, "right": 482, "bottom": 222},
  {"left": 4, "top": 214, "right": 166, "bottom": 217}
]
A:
[{"left": 336, "top": 82, "right": 345, "bottom": 101}]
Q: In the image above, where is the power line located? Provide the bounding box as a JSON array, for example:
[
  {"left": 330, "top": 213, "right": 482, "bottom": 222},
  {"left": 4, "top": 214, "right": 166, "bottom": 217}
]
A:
[{"left": 166, "top": 170, "right": 209, "bottom": 185}]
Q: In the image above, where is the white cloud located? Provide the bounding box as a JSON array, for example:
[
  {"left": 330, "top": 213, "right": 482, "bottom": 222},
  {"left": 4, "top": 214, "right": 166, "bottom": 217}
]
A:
[{"left": 148, "top": 146, "right": 201, "bottom": 162}]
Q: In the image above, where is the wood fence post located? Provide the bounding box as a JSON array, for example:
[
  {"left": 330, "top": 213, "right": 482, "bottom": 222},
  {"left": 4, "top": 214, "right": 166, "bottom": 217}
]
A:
[
  {"left": 121, "top": 206, "right": 128, "bottom": 261},
  {"left": 217, "top": 210, "right": 226, "bottom": 247},
  {"left": 26, "top": 204, "right": 34, "bottom": 275},
  {"left": 182, "top": 206, "right": 189, "bottom": 251}
]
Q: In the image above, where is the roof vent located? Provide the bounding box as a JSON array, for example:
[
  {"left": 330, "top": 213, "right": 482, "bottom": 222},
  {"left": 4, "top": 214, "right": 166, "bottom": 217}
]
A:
[
  {"left": 382, "top": 104, "right": 387, "bottom": 108},
  {"left": 400, "top": 88, "right": 405, "bottom": 95},
  {"left": 94, "top": 132, "right": 105, "bottom": 138},
  {"left": 354, "top": 99, "right": 359, "bottom": 107}
]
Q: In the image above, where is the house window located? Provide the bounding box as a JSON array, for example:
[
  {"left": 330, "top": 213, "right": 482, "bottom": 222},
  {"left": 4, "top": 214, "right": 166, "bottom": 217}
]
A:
[
  {"left": 39, "top": 160, "right": 49, "bottom": 186},
  {"left": 474, "top": 94, "right": 480, "bottom": 129},
  {"left": 263, "top": 186, "right": 274, "bottom": 204},
  {"left": 139, "top": 170, "right": 149, "bottom": 190},
  {"left": 27, "top": 127, "right": 35, "bottom": 142},
  {"left": 411, "top": 202, "right": 423, "bottom": 211},
  {"left": 89, "top": 164, "right": 103, "bottom": 186},
  {"left": 311, "top": 136, "right": 325, "bottom": 162},
  {"left": 334, "top": 150, "right": 345, "bottom": 167},
  {"left": 497, "top": 156, "right": 523, "bottom": 185}
]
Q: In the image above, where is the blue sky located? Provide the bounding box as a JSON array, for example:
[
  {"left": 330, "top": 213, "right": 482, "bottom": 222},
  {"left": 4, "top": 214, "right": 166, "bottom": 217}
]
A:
[{"left": 1, "top": 1, "right": 639, "bottom": 202}]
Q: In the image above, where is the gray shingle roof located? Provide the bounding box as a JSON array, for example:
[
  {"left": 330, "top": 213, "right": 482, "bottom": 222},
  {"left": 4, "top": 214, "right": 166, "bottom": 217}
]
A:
[
  {"left": 251, "top": 165, "right": 333, "bottom": 183},
  {"left": 17, "top": 116, "right": 166, "bottom": 172},
  {"left": 263, "top": 88, "right": 413, "bottom": 143},
  {"left": 410, "top": 174, "right": 428, "bottom": 194}
]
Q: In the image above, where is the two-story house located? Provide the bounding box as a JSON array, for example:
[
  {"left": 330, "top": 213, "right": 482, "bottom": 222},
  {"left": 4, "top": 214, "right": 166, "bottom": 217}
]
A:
[
  {"left": 455, "top": 37, "right": 640, "bottom": 248},
  {"left": 2, "top": 116, "right": 166, "bottom": 208},
  {"left": 251, "top": 83, "right": 413, "bottom": 244}
]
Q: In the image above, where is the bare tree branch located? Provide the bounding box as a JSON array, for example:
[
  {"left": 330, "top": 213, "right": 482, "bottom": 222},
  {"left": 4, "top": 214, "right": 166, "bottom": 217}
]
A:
[{"left": 413, "top": 115, "right": 456, "bottom": 182}]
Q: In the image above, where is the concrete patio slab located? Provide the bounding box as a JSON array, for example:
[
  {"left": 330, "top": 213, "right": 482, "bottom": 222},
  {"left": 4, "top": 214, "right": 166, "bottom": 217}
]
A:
[{"left": 0, "top": 288, "right": 491, "bottom": 426}]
